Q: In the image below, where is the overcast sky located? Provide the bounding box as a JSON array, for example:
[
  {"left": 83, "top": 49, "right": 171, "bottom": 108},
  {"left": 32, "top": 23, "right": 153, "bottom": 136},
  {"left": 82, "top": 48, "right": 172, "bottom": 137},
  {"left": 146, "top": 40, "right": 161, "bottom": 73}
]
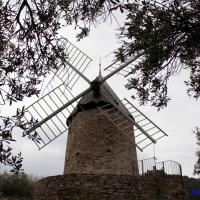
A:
[{"left": 2, "top": 17, "right": 200, "bottom": 178}]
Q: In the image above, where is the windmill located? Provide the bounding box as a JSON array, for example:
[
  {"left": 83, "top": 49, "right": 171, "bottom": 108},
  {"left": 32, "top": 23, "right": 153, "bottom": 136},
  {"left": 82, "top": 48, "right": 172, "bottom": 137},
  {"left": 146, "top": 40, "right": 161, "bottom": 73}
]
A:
[{"left": 22, "top": 38, "right": 167, "bottom": 176}]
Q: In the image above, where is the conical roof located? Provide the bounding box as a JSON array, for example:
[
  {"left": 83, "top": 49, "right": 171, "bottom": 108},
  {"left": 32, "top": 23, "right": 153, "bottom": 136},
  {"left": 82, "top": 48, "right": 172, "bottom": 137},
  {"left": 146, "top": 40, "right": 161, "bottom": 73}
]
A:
[{"left": 66, "top": 76, "right": 131, "bottom": 125}]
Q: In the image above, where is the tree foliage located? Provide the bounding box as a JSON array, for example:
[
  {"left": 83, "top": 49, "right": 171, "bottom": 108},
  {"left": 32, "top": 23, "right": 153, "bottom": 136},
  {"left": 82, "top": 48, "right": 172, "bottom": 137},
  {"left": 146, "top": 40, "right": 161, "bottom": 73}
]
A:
[
  {"left": 0, "top": 0, "right": 200, "bottom": 171},
  {"left": 193, "top": 127, "right": 200, "bottom": 176},
  {"left": 115, "top": 0, "right": 200, "bottom": 108},
  {"left": 0, "top": 171, "right": 37, "bottom": 198},
  {"left": 0, "top": 0, "right": 131, "bottom": 172}
]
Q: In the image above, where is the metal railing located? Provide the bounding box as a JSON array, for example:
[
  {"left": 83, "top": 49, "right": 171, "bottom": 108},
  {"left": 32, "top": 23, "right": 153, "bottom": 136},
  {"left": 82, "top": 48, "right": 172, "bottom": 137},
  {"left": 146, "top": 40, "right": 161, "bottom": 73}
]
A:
[{"left": 138, "top": 157, "right": 182, "bottom": 176}]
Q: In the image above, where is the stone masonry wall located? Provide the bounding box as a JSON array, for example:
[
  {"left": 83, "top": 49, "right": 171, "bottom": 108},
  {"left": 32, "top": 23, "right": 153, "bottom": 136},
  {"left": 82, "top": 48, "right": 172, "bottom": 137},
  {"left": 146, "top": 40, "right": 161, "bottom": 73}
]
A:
[
  {"left": 35, "top": 173, "right": 185, "bottom": 200},
  {"left": 64, "top": 108, "right": 138, "bottom": 176}
]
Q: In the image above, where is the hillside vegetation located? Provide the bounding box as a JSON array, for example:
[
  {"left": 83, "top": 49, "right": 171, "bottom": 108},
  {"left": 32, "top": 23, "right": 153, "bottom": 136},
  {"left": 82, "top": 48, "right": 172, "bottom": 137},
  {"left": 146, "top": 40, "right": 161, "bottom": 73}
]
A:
[{"left": 0, "top": 172, "right": 37, "bottom": 200}]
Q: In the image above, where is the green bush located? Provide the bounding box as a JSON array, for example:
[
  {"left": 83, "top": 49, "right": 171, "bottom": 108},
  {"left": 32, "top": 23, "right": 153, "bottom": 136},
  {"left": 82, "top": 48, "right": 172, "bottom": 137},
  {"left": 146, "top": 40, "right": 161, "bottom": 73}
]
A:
[{"left": 0, "top": 172, "right": 38, "bottom": 198}]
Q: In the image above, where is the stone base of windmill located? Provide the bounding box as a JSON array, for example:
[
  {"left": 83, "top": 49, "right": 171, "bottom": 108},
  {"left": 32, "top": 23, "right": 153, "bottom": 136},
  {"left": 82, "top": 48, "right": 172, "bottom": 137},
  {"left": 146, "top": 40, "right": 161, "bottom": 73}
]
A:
[{"left": 34, "top": 171, "right": 185, "bottom": 200}]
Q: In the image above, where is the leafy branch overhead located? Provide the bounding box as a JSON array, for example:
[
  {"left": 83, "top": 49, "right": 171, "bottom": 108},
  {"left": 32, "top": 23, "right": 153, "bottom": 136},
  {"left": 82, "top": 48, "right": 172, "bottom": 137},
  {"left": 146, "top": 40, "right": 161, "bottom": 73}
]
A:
[
  {"left": 115, "top": 0, "right": 200, "bottom": 108},
  {"left": 0, "top": 0, "right": 128, "bottom": 172},
  {"left": 1, "top": 0, "right": 200, "bottom": 107},
  {"left": 194, "top": 127, "right": 200, "bottom": 176},
  {"left": 0, "top": 0, "right": 125, "bottom": 104},
  {"left": 0, "top": 106, "right": 39, "bottom": 173}
]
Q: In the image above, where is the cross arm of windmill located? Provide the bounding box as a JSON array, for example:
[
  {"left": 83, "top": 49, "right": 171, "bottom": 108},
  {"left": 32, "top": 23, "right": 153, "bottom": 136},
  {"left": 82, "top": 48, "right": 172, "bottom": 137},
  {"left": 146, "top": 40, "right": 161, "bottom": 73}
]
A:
[{"left": 22, "top": 40, "right": 167, "bottom": 151}]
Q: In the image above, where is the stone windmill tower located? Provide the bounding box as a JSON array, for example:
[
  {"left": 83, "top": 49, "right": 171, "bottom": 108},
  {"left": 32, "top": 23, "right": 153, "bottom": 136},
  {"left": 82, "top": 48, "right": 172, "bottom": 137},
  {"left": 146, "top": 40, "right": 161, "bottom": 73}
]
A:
[
  {"left": 22, "top": 39, "right": 185, "bottom": 200},
  {"left": 64, "top": 76, "right": 139, "bottom": 176}
]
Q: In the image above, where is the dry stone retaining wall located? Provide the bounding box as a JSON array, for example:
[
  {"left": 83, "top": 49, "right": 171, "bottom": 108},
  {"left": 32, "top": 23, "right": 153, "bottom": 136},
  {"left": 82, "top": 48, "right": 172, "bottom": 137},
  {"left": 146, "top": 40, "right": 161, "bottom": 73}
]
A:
[{"left": 35, "top": 172, "right": 185, "bottom": 200}]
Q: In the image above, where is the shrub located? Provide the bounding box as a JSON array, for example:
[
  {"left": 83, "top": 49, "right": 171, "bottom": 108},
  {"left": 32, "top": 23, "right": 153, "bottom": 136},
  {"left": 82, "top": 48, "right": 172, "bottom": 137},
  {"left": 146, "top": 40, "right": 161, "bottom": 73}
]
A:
[{"left": 0, "top": 172, "right": 38, "bottom": 198}]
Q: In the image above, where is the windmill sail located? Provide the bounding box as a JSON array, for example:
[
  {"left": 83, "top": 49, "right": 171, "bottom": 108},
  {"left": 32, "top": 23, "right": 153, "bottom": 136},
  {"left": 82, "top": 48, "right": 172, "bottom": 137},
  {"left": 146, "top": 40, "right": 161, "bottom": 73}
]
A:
[
  {"left": 44, "top": 38, "right": 92, "bottom": 93},
  {"left": 97, "top": 103, "right": 143, "bottom": 152},
  {"left": 23, "top": 83, "right": 78, "bottom": 149},
  {"left": 104, "top": 61, "right": 130, "bottom": 76},
  {"left": 104, "top": 56, "right": 141, "bottom": 77},
  {"left": 23, "top": 50, "right": 166, "bottom": 151},
  {"left": 122, "top": 98, "right": 168, "bottom": 150},
  {"left": 94, "top": 84, "right": 154, "bottom": 152},
  {"left": 98, "top": 97, "right": 167, "bottom": 151}
]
